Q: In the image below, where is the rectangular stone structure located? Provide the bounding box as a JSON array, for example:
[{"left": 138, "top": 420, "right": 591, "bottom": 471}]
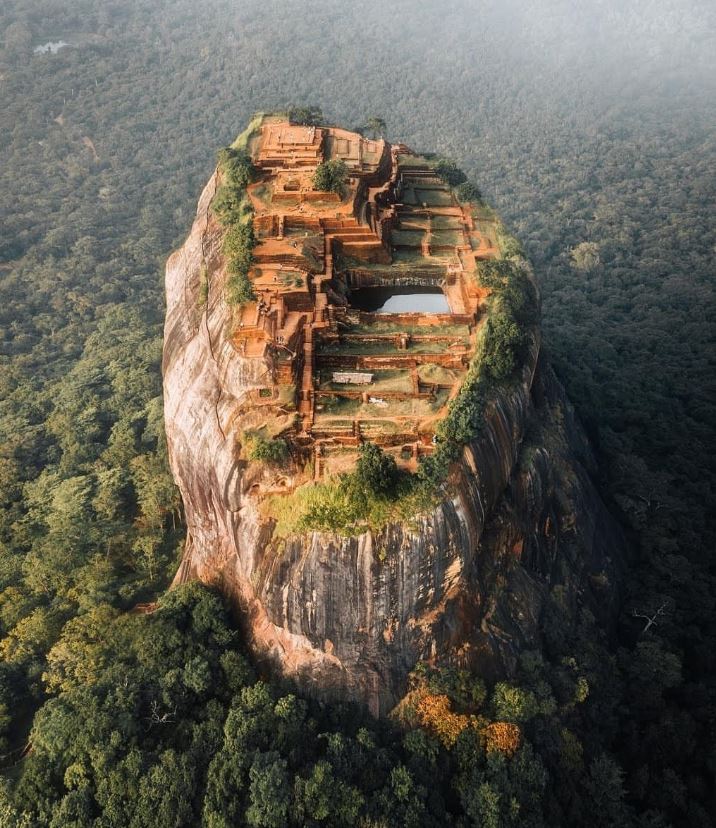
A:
[{"left": 332, "top": 371, "right": 373, "bottom": 385}]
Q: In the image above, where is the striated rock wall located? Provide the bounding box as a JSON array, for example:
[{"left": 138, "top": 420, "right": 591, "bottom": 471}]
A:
[{"left": 163, "top": 174, "right": 625, "bottom": 715}]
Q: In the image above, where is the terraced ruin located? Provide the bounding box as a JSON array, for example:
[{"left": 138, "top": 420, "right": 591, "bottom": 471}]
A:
[{"left": 231, "top": 116, "right": 499, "bottom": 478}]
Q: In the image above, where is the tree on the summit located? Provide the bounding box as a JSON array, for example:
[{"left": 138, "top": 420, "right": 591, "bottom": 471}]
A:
[
  {"left": 312, "top": 160, "right": 348, "bottom": 194},
  {"left": 366, "top": 117, "right": 386, "bottom": 138},
  {"left": 355, "top": 442, "right": 399, "bottom": 496},
  {"left": 288, "top": 106, "right": 323, "bottom": 126},
  {"left": 435, "top": 158, "right": 467, "bottom": 186}
]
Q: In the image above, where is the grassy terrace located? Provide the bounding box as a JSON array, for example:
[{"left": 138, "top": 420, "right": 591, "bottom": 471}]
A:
[
  {"left": 314, "top": 392, "right": 448, "bottom": 420},
  {"left": 417, "top": 364, "right": 464, "bottom": 385},
  {"left": 431, "top": 215, "right": 464, "bottom": 229},
  {"left": 313, "top": 417, "right": 405, "bottom": 434},
  {"left": 339, "top": 320, "right": 471, "bottom": 336},
  {"left": 391, "top": 229, "right": 425, "bottom": 246},
  {"left": 392, "top": 248, "right": 456, "bottom": 264},
  {"left": 317, "top": 338, "right": 468, "bottom": 355},
  {"left": 336, "top": 251, "right": 448, "bottom": 271},
  {"left": 230, "top": 111, "right": 268, "bottom": 153},
  {"left": 415, "top": 189, "right": 454, "bottom": 207},
  {"left": 431, "top": 230, "right": 463, "bottom": 246},
  {"left": 262, "top": 477, "right": 437, "bottom": 538},
  {"left": 397, "top": 153, "right": 435, "bottom": 168},
  {"left": 474, "top": 218, "right": 498, "bottom": 238},
  {"left": 318, "top": 368, "right": 414, "bottom": 393}
]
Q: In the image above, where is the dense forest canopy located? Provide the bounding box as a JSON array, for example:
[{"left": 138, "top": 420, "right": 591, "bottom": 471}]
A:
[{"left": 0, "top": 0, "right": 714, "bottom": 825}]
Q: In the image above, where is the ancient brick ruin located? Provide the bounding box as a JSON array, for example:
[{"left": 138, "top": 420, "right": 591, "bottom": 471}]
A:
[{"left": 235, "top": 117, "right": 500, "bottom": 477}]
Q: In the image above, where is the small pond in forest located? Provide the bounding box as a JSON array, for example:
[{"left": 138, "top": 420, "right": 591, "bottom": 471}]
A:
[{"left": 349, "top": 286, "right": 450, "bottom": 314}]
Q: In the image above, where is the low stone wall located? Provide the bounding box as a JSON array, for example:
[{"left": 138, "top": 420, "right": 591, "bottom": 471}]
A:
[
  {"left": 357, "top": 311, "right": 472, "bottom": 326},
  {"left": 346, "top": 269, "right": 445, "bottom": 289},
  {"left": 334, "top": 238, "right": 391, "bottom": 265},
  {"left": 255, "top": 214, "right": 278, "bottom": 236},
  {"left": 285, "top": 216, "right": 322, "bottom": 233},
  {"left": 320, "top": 332, "right": 469, "bottom": 347},
  {"left": 254, "top": 252, "right": 306, "bottom": 267},
  {"left": 317, "top": 352, "right": 467, "bottom": 370},
  {"left": 429, "top": 243, "right": 460, "bottom": 253},
  {"left": 272, "top": 191, "right": 341, "bottom": 205},
  {"left": 345, "top": 334, "right": 466, "bottom": 344},
  {"left": 315, "top": 390, "right": 433, "bottom": 401}
]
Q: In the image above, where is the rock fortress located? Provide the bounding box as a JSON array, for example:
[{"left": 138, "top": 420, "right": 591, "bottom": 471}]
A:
[{"left": 163, "top": 113, "right": 624, "bottom": 715}]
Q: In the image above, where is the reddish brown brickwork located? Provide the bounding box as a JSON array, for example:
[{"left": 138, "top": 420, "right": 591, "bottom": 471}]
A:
[{"left": 232, "top": 117, "right": 499, "bottom": 478}]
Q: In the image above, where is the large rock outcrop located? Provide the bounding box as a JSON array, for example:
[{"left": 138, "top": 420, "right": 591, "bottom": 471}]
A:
[{"left": 163, "top": 165, "right": 624, "bottom": 716}]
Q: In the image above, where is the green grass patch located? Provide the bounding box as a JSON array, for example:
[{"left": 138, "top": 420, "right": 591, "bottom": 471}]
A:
[
  {"left": 397, "top": 153, "right": 435, "bottom": 168},
  {"left": 391, "top": 248, "right": 430, "bottom": 264},
  {"left": 276, "top": 270, "right": 305, "bottom": 288},
  {"left": 342, "top": 320, "right": 469, "bottom": 336},
  {"left": 391, "top": 229, "right": 425, "bottom": 246},
  {"left": 316, "top": 393, "right": 447, "bottom": 421},
  {"left": 401, "top": 187, "right": 419, "bottom": 207},
  {"left": 431, "top": 215, "right": 463, "bottom": 230},
  {"left": 319, "top": 339, "right": 463, "bottom": 355},
  {"left": 431, "top": 230, "right": 463, "bottom": 246},
  {"left": 474, "top": 219, "right": 497, "bottom": 239},
  {"left": 230, "top": 112, "right": 266, "bottom": 153},
  {"left": 264, "top": 471, "right": 439, "bottom": 538},
  {"left": 415, "top": 189, "right": 453, "bottom": 207},
  {"left": 336, "top": 251, "right": 445, "bottom": 273},
  {"left": 314, "top": 395, "right": 362, "bottom": 416},
  {"left": 417, "top": 364, "right": 462, "bottom": 385},
  {"left": 244, "top": 432, "right": 288, "bottom": 464},
  {"left": 355, "top": 419, "right": 404, "bottom": 435},
  {"left": 277, "top": 386, "right": 296, "bottom": 410},
  {"left": 251, "top": 182, "right": 273, "bottom": 209}
]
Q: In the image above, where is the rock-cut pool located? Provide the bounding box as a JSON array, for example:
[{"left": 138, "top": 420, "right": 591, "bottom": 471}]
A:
[{"left": 349, "top": 286, "right": 450, "bottom": 314}]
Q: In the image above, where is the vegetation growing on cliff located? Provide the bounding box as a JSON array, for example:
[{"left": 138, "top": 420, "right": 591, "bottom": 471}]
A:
[
  {"left": 455, "top": 181, "right": 482, "bottom": 203},
  {"left": 263, "top": 446, "right": 428, "bottom": 538},
  {"left": 244, "top": 433, "right": 289, "bottom": 465},
  {"left": 213, "top": 147, "right": 257, "bottom": 305},
  {"left": 434, "top": 158, "right": 467, "bottom": 187},
  {"left": 417, "top": 245, "right": 537, "bottom": 488}
]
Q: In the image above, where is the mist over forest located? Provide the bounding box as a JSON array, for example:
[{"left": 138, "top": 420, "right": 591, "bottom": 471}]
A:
[{"left": 0, "top": 0, "right": 714, "bottom": 825}]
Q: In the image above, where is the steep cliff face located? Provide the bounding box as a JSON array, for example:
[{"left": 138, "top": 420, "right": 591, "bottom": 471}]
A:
[{"left": 164, "top": 169, "right": 624, "bottom": 716}]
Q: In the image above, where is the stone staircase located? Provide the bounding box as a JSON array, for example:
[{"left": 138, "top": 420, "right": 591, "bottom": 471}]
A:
[{"left": 322, "top": 217, "right": 389, "bottom": 263}]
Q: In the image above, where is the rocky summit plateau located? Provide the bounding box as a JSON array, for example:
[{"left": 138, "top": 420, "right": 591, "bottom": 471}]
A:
[{"left": 163, "top": 113, "right": 625, "bottom": 715}]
